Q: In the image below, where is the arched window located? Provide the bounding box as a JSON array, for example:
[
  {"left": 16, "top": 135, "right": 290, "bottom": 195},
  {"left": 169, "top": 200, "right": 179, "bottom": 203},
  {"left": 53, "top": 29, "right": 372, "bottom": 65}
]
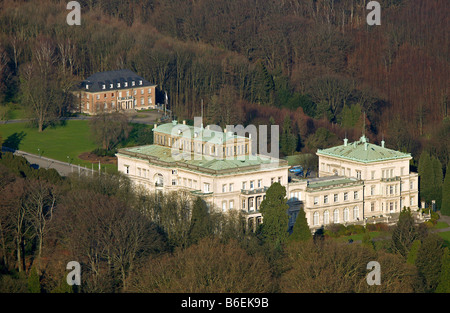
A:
[
  {"left": 353, "top": 206, "right": 359, "bottom": 220},
  {"left": 313, "top": 211, "right": 319, "bottom": 226},
  {"left": 323, "top": 210, "right": 329, "bottom": 225},
  {"left": 343, "top": 208, "right": 349, "bottom": 222},
  {"left": 333, "top": 209, "right": 339, "bottom": 223},
  {"left": 154, "top": 173, "right": 164, "bottom": 187}
]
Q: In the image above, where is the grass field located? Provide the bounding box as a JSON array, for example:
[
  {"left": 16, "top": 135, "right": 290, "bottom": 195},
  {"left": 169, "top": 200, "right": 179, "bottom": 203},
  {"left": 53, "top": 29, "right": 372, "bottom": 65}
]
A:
[
  {"left": 0, "top": 120, "right": 115, "bottom": 170},
  {"left": 438, "top": 231, "right": 450, "bottom": 247}
]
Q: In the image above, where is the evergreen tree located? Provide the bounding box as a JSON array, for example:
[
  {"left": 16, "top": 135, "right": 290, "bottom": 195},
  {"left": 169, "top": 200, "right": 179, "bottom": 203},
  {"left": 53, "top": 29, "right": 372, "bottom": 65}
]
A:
[
  {"left": 288, "top": 208, "right": 311, "bottom": 242},
  {"left": 253, "top": 61, "right": 275, "bottom": 105},
  {"left": 406, "top": 239, "right": 421, "bottom": 265},
  {"left": 436, "top": 247, "right": 450, "bottom": 293},
  {"left": 361, "top": 230, "right": 375, "bottom": 251},
  {"left": 418, "top": 151, "right": 433, "bottom": 205},
  {"left": 280, "top": 115, "right": 297, "bottom": 156},
  {"left": 27, "top": 267, "right": 41, "bottom": 293},
  {"left": 431, "top": 156, "right": 443, "bottom": 210},
  {"left": 391, "top": 208, "right": 418, "bottom": 258},
  {"left": 442, "top": 161, "right": 450, "bottom": 216},
  {"left": 51, "top": 275, "right": 74, "bottom": 293},
  {"left": 188, "top": 197, "right": 211, "bottom": 245},
  {"left": 415, "top": 234, "right": 444, "bottom": 293},
  {"left": 259, "top": 182, "right": 290, "bottom": 246}
]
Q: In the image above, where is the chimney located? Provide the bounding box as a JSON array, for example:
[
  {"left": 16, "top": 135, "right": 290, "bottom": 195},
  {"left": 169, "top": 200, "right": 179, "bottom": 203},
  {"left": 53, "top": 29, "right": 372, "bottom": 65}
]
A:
[
  {"left": 154, "top": 123, "right": 157, "bottom": 129},
  {"left": 364, "top": 142, "right": 368, "bottom": 150},
  {"left": 381, "top": 140, "right": 385, "bottom": 148},
  {"left": 183, "top": 120, "right": 186, "bottom": 125},
  {"left": 344, "top": 138, "right": 348, "bottom": 146}
]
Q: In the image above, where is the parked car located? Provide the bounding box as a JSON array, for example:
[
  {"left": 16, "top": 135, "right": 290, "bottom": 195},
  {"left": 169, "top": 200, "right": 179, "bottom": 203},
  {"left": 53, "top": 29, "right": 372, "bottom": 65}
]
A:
[{"left": 289, "top": 165, "right": 303, "bottom": 175}]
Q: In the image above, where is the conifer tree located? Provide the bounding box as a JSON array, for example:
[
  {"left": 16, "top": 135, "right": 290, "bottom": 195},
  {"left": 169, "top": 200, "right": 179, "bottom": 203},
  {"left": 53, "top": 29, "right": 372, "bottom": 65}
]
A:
[
  {"left": 391, "top": 208, "right": 418, "bottom": 258},
  {"left": 188, "top": 197, "right": 211, "bottom": 245},
  {"left": 288, "top": 208, "right": 311, "bottom": 242},
  {"left": 406, "top": 239, "right": 421, "bottom": 265},
  {"left": 441, "top": 161, "right": 450, "bottom": 216},
  {"left": 415, "top": 234, "right": 444, "bottom": 292},
  {"left": 418, "top": 151, "right": 433, "bottom": 205},
  {"left": 362, "top": 230, "right": 375, "bottom": 251},
  {"left": 280, "top": 115, "right": 297, "bottom": 156},
  {"left": 27, "top": 267, "right": 41, "bottom": 293},
  {"left": 431, "top": 156, "right": 443, "bottom": 210},
  {"left": 259, "top": 182, "right": 289, "bottom": 245}
]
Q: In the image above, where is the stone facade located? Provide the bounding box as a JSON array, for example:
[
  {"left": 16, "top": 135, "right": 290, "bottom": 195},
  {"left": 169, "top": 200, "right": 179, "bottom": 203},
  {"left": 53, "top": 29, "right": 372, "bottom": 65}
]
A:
[{"left": 116, "top": 123, "right": 420, "bottom": 231}]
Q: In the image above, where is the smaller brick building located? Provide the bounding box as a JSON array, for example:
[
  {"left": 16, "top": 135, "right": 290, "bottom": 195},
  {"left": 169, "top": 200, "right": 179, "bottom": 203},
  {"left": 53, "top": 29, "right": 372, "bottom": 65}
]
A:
[{"left": 73, "top": 69, "right": 157, "bottom": 115}]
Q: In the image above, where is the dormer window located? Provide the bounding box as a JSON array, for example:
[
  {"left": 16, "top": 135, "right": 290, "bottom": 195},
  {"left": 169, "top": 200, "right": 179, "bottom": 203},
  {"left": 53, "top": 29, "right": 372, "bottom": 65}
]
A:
[
  {"left": 110, "top": 84, "right": 113, "bottom": 89},
  {"left": 117, "top": 83, "right": 121, "bottom": 88},
  {"left": 86, "top": 84, "right": 89, "bottom": 90},
  {"left": 132, "top": 81, "right": 135, "bottom": 86},
  {"left": 139, "top": 80, "right": 142, "bottom": 85},
  {"left": 124, "top": 82, "right": 128, "bottom": 87},
  {"left": 102, "top": 84, "right": 106, "bottom": 90}
]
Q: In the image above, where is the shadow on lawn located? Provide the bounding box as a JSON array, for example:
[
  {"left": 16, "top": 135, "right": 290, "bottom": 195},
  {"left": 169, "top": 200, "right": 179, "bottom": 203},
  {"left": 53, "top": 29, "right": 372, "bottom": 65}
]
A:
[{"left": 2, "top": 131, "right": 26, "bottom": 151}]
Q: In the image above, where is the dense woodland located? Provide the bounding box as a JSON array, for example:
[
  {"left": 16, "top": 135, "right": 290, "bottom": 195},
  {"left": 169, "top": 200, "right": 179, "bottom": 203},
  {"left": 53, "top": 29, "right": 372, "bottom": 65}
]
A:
[
  {"left": 0, "top": 0, "right": 448, "bottom": 166},
  {"left": 0, "top": 152, "right": 449, "bottom": 293}
]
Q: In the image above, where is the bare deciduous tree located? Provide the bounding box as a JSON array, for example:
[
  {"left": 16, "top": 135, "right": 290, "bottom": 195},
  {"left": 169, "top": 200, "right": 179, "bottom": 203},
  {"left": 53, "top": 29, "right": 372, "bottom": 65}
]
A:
[{"left": 89, "top": 112, "right": 131, "bottom": 151}]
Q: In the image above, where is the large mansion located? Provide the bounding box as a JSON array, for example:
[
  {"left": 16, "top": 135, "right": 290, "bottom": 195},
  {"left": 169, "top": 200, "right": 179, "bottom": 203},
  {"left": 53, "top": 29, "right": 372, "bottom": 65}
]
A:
[
  {"left": 116, "top": 121, "right": 419, "bottom": 231},
  {"left": 73, "top": 69, "right": 157, "bottom": 115}
]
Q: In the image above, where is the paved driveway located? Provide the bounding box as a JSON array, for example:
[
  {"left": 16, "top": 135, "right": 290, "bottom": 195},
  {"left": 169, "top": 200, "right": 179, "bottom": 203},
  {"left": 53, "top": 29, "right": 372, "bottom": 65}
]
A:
[{"left": 1, "top": 146, "right": 94, "bottom": 177}]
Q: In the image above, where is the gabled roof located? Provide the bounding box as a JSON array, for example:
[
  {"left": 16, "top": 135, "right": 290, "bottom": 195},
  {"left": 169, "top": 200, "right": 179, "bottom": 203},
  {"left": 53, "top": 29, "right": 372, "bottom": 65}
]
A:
[
  {"left": 78, "top": 69, "right": 156, "bottom": 92},
  {"left": 317, "top": 136, "right": 411, "bottom": 163}
]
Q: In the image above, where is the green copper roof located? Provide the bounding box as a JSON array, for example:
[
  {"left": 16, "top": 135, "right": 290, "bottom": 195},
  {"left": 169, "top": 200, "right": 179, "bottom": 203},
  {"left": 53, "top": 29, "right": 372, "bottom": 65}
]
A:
[
  {"left": 317, "top": 136, "right": 411, "bottom": 163},
  {"left": 117, "top": 145, "right": 288, "bottom": 175},
  {"left": 153, "top": 122, "right": 247, "bottom": 145}
]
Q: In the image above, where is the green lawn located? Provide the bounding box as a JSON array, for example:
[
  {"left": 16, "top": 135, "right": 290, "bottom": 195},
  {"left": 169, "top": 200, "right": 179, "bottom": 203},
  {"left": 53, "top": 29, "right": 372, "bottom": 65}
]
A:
[
  {"left": 0, "top": 120, "right": 117, "bottom": 170},
  {"left": 438, "top": 231, "right": 450, "bottom": 248},
  {"left": 434, "top": 221, "right": 450, "bottom": 230}
]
